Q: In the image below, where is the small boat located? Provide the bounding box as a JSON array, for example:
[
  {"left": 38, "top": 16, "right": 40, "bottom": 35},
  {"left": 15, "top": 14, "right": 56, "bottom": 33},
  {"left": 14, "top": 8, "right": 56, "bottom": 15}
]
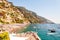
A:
[
  {"left": 48, "top": 29, "right": 56, "bottom": 33},
  {"left": 50, "top": 30, "right": 55, "bottom": 33},
  {"left": 47, "top": 29, "right": 57, "bottom": 35}
]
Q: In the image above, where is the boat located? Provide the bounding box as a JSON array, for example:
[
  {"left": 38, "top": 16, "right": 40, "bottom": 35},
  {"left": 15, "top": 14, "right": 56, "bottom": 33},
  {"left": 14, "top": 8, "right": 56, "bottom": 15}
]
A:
[
  {"left": 48, "top": 28, "right": 56, "bottom": 33},
  {"left": 47, "top": 29, "right": 56, "bottom": 35},
  {"left": 50, "top": 29, "right": 55, "bottom": 33}
]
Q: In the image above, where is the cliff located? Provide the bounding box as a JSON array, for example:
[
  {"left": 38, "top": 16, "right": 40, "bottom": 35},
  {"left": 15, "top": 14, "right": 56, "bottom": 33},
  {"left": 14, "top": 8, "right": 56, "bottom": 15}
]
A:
[{"left": 0, "top": 0, "right": 54, "bottom": 24}]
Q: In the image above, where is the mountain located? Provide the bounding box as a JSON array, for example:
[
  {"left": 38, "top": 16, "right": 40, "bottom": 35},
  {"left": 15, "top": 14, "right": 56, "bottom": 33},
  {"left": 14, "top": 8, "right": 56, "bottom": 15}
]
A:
[
  {"left": 16, "top": 6, "right": 54, "bottom": 24},
  {"left": 0, "top": 0, "right": 54, "bottom": 24}
]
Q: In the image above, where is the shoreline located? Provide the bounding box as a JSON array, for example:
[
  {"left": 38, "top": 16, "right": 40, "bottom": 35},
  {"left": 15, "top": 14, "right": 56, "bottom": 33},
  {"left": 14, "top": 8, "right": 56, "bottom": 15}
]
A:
[
  {"left": 0, "top": 24, "right": 41, "bottom": 40},
  {"left": 0, "top": 23, "right": 30, "bottom": 33}
]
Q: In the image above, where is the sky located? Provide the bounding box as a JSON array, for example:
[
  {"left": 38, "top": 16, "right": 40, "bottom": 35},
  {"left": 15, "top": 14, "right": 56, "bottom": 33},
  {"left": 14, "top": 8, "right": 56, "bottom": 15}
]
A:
[{"left": 8, "top": 0, "right": 60, "bottom": 23}]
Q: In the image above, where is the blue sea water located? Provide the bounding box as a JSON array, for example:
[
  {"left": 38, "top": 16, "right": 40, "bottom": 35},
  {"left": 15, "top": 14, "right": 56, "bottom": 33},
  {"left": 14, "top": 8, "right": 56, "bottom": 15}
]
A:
[{"left": 22, "top": 24, "right": 60, "bottom": 40}]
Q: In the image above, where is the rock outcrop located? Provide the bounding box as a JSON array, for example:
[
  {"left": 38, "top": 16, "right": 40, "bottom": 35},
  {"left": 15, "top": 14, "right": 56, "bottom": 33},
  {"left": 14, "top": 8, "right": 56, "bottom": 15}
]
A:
[{"left": 0, "top": 0, "right": 54, "bottom": 24}]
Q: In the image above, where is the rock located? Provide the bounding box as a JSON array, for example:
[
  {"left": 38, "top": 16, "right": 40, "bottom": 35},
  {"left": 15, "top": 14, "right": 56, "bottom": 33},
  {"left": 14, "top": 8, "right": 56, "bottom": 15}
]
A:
[
  {"left": 15, "top": 32, "right": 41, "bottom": 40},
  {"left": 0, "top": 0, "right": 54, "bottom": 24}
]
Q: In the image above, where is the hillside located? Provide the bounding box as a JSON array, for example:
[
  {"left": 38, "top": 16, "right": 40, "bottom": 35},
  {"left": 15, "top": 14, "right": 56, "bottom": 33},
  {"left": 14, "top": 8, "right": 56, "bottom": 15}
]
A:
[
  {"left": 16, "top": 6, "right": 54, "bottom": 23},
  {"left": 0, "top": 0, "right": 54, "bottom": 24}
]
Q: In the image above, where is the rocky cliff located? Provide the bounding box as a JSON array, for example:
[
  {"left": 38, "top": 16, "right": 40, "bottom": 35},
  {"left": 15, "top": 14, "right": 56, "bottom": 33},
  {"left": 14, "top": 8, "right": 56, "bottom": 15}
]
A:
[{"left": 0, "top": 0, "right": 54, "bottom": 24}]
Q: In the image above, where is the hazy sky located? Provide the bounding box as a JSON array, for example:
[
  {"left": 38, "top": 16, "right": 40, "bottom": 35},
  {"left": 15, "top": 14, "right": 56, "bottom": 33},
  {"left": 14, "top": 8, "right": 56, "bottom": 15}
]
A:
[{"left": 8, "top": 0, "right": 60, "bottom": 23}]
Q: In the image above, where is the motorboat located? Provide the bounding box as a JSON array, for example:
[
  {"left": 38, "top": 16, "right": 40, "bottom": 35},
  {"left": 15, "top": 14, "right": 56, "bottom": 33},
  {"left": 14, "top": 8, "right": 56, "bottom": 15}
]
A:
[
  {"left": 47, "top": 29, "right": 57, "bottom": 35},
  {"left": 48, "top": 29, "right": 56, "bottom": 33}
]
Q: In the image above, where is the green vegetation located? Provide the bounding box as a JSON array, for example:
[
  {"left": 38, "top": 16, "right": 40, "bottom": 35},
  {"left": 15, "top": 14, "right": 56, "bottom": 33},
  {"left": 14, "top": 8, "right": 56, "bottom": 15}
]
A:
[{"left": 0, "top": 32, "right": 10, "bottom": 40}]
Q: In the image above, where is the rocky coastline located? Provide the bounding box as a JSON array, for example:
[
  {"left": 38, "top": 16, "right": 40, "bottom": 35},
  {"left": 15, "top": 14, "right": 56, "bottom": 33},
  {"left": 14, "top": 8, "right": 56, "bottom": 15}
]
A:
[{"left": 0, "top": 24, "right": 41, "bottom": 40}]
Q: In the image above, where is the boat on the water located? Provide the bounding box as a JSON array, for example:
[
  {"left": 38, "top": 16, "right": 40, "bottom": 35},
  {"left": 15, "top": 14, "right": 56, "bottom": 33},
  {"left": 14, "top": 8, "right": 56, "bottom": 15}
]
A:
[
  {"left": 48, "top": 28, "right": 56, "bottom": 33},
  {"left": 47, "top": 29, "right": 56, "bottom": 35}
]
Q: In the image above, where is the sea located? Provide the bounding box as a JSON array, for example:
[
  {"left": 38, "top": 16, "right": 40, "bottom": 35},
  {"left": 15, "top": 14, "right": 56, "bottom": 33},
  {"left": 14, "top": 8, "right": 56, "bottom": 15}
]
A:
[{"left": 21, "top": 24, "right": 60, "bottom": 40}]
